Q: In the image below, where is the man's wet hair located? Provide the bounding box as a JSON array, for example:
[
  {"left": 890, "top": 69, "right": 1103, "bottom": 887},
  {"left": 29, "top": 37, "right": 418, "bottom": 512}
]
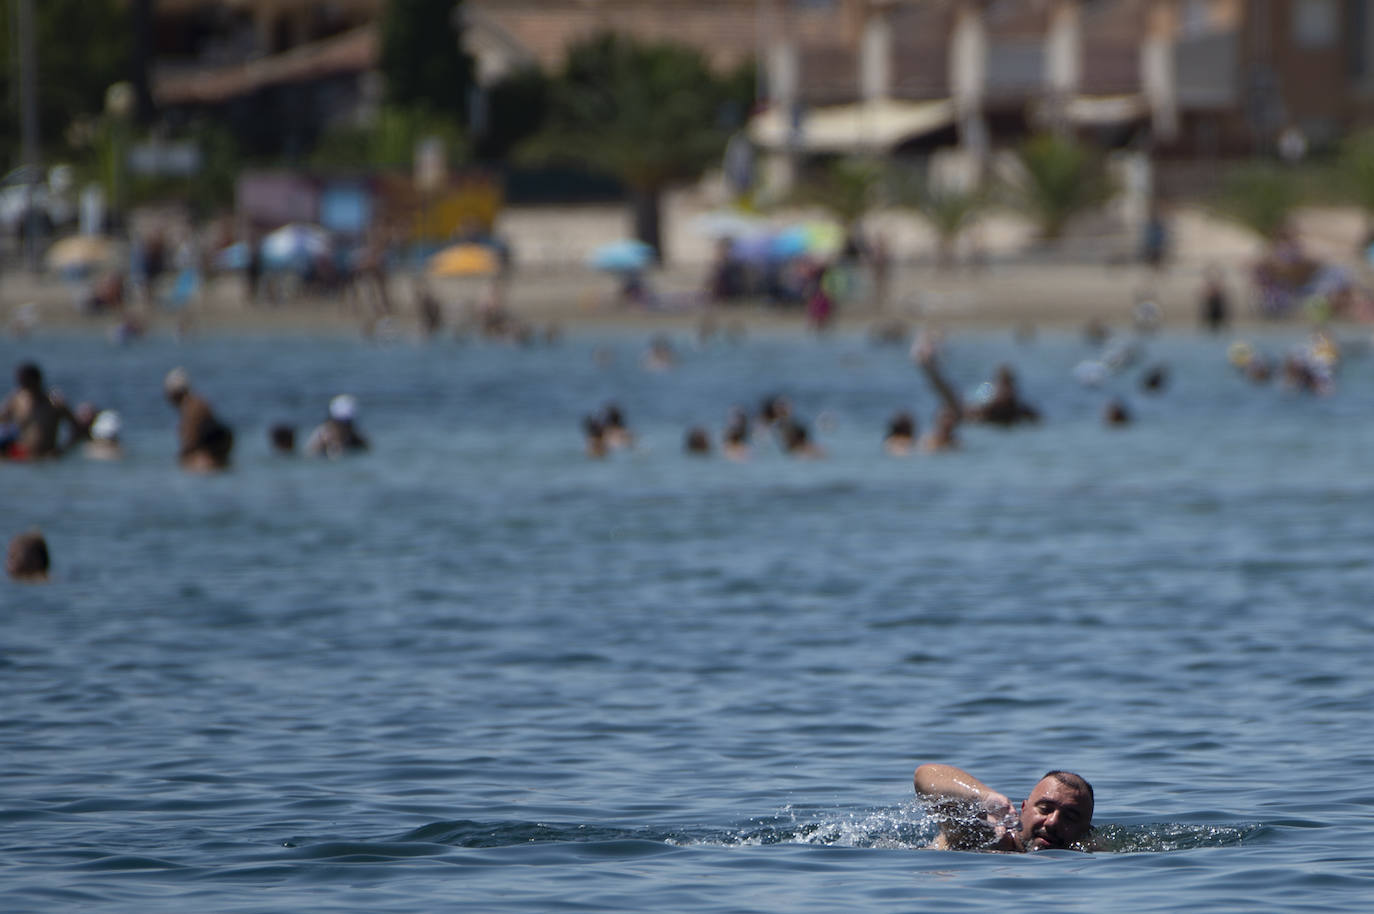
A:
[
  {"left": 1042, "top": 770, "right": 1094, "bottom": 814},
  {"left": 16, "top": 362, "right": 42, "bottom": 388}
]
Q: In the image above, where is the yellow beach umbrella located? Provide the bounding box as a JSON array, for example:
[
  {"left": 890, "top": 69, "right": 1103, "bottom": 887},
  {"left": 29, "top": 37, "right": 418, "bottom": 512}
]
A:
[
  {"left": 46, "top": 235, "right": 116, "bottom": 273},
  {"left": 429, "top": 243, "right": 500, "bottom": 278}
]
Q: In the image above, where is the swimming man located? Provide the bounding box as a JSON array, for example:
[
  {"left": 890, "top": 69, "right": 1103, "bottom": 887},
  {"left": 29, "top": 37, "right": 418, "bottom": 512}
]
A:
[{"left": 914, "top": 763, "right": 1094, "bottom": 852}]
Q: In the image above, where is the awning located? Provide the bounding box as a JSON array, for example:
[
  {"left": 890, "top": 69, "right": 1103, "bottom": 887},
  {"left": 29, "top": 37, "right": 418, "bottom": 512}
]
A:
[
  {"left": 748, "top": 98, "right": 957, "bottom": 154},
  {"left": 1064, "top": 94, "right": 1149, "bottom": 125}
]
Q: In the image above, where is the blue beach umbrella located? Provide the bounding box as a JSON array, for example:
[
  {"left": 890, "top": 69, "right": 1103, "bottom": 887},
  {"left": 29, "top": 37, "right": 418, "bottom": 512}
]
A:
[
  {"left": 729, "top": 233, "right": 775, "bottom": 264},
  {"left": 261, "top": 223, "right": 332, "bottom": 271},
  {"left": 770, "top": 222, "right": 844, "bottom": 261},
  {"left": 214, "top": 241, "right": 250, "bottom": 271},
  {"left": 588, "top": 239, "right": 654, "bottom": 273}
]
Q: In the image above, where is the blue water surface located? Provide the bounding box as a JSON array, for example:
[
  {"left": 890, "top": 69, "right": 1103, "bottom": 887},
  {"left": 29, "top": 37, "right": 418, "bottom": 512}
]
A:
[{"left": 3, "top": 324, "right": 1373, "bottom": 912}]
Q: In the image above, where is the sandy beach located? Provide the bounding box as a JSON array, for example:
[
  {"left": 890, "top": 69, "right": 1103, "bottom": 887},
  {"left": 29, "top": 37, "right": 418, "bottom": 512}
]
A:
[{"left": 2, "top": 200, "right": 1368, "bottom": 337}]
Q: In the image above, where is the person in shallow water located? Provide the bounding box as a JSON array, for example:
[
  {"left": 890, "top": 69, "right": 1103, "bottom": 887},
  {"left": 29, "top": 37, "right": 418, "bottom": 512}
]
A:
[
  {"left": 0, "top": 361, "right": 80, "bottom": 460},
  {"left": 914, "top": 763, "right": 1094, "bottom": 852},
  {"left": 914, "top": 335, "right": 1040, "bottom": 427},
  {"left": 164, "top": 367, "right": 234, "bottom": 472},
  {"left": 306, "top": 395, "right": 369, "bottom": 458}
]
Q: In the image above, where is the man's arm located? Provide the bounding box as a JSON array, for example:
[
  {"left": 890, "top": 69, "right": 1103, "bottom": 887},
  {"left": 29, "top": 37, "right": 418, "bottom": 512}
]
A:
[
  {"left": 914, "top": 764, "right": 1008, "bottom": 809},
  {"left": 912, "top": 338, "right": 965, "bottom": 420},
  {"left": 914, "top": 764, "right": 1023, "bottom": 851}
]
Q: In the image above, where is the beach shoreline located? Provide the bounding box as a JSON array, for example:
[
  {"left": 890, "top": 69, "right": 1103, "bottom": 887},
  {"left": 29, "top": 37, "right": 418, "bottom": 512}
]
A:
[
  {"left": 0, "top": 258, "right": 1334, "bottom": 339},
  {"left": 5, "top": 199, "right": 1370, "bottom": 338}
]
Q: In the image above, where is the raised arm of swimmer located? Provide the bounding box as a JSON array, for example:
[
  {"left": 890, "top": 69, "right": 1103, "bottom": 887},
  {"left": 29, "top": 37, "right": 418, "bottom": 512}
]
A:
[
  {"left": 914, "top": 764, "right": 1022, "bottom": 851},
  {"left": 914, "top": 338, "right": 965, "bottom": 420}
]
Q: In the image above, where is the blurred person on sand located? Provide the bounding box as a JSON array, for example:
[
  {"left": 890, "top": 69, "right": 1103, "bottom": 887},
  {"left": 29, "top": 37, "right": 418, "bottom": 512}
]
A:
[
  {"left": 163, "top": 368, "right": 234, "bottom": 472},
  {"left": 306, "top": 395, "right": 369, "bottom": 458},
  {"left": 914, "top": 763, "right": 1094, "bottom": 852},
  {"left": 0, "top": 362, "right": 80, "bottom": 460}
]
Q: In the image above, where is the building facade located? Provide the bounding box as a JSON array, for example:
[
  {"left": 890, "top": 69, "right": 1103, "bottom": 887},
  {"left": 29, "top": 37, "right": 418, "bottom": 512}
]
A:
[{"left": 148, "top": 1, "right": 1374, "bottom": 162}]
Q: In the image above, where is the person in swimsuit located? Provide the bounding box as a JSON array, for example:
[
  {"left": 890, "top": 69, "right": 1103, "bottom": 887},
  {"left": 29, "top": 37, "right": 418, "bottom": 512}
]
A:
[
  {"left": 0, "top": 362, "right": 80, "bottom": 460},
  {"left": 163, "top": 367, "right": 234, "bottom": 472}
]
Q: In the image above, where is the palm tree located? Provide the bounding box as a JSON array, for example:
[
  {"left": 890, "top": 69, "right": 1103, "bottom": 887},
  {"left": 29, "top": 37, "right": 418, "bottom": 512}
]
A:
[
  {"left": 527, "top": 33, "right": 753, "bottom": 261},
  {"left": 1214, "top": 164, "right": 1300, "bottom": 242},
  {"left": 1005, "top": 133, "right": 1114, "bottom": 241}
]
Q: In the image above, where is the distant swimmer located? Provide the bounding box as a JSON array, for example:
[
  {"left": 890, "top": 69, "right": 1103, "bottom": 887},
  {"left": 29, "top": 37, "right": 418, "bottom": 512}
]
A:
[
  {"left": 883, "top": 410, "right": 917, "bottom": 456},
  {"left": 683, "top": 425, "right": 712, "bottom": 456},
  {"left": 305, "top": 395, "right": 369, "bottom": 458},
  {"left": 914, "top": 335, "right": 1040, "bottom": 427},
  {"left": 778, "top": 417, "right": 825, "bottom": 459},
  {"left": 582, "top": 415, "right": 608, "bottom": 459},
  {"left": 0, "top": 362, "right": 80, "bottom": 460},
  {"left": 914, "top": 763, "right": 1094, "bottom": 852},
  {"left": 268, "top": 424, "right": 296, "bottom": 455},
  {"left": 722, "top": 406, "right": 751, "bottom": 461},
  {"left": 164, "top": 367, "right": 234, "bottom": 472},
  {"left": 758, "top": 394, "right": 792, "bottom": 428},
  {"left": 1102, "top": 398, "right": 1132, "bottom": 426},
  {"left": 84, "top": 410, "right": 124, "bottom": 460},
  {"left": 6, "top": 530, "right": 50, "bottom": 582},
  {"left": 599, "top": 402, "right": 634, "bottom": 450},
  {"left": 918, "top": 406, "right": 961, "bottom": 453}
]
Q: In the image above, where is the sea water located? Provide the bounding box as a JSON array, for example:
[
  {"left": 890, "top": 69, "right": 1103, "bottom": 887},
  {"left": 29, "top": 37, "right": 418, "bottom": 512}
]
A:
[{"left": 3, "top": 325, "right": 1373, "bottom": 912}]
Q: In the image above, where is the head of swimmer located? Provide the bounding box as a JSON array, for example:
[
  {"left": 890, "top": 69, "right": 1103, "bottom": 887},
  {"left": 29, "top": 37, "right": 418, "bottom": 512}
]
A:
[{"left": 1018, "top": 771, "right": 1093, "bottom": 849}]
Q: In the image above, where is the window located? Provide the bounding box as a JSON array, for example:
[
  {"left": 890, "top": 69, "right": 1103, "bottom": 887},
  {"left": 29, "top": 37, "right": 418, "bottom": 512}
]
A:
[{"left": 1293, "top": 0, "right": 1339, "bottom": 48}]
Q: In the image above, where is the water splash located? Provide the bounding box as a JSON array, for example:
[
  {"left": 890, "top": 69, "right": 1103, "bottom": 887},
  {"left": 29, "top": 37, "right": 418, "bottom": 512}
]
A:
[{"left": 393, "top": 809, "right": 1261, "bottom": 854}]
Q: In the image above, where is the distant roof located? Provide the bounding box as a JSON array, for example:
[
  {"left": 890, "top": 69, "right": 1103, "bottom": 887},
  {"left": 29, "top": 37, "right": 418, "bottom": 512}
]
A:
[{"left": 153, "top": 24, "right": 376, "bottom": 105}]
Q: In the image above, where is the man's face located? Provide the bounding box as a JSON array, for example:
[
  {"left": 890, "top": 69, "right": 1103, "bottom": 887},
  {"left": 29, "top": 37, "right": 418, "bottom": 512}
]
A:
[{"left": 1018, "top": 777, "right": 1092, "bottom": 849}]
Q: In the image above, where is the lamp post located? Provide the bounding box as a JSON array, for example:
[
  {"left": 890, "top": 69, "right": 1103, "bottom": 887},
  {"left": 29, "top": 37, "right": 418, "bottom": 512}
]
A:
[
  {"left": 16, "top": 0, "right": 41, "bottom": 269},
  {"left": 104, "top": 81, "right": 134, "bottom": 233}
]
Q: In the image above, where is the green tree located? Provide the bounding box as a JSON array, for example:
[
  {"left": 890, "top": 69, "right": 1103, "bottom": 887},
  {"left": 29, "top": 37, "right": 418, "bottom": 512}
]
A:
[
  {"left": 1215, "top": 163, "right": 1300, "bottom": 241},
  {"left": 474, "top": 66, "right": 550, "bottom": 163},
  {"left": 0, "top": 0, "right": 130, "bottom": 167},
  {"left": 1006, "top": 133, "right": 1114, "bottom": 241},
  {"left": 379, "top": 0, "right": 473, "bottom": 122},
  {"left": 527, "top": 32, "right": 753, "bottom": 259}
]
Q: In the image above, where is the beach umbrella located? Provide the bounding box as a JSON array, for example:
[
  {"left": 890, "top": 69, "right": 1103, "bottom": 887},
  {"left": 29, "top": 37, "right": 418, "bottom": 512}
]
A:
[
  {"left": 588, "top": 239, "right": 654, "bottom": 273},
  {"left": 261, "top": 223, "right": 331, "bottom": 270},
  {"left": 214, "top": 241, "right": 250, "bottom": 271},
  {"left": 428, "top": 242, "right": 500, "bottom": 278},
  {"left": 770, "top": 222, "right": 844, "bottom": 261},
  {"left": 46, "top": 234, "right": 116, "bottom": 276},
  {"left": 729, "top": 233, "right": 775, "bottom": 264}
]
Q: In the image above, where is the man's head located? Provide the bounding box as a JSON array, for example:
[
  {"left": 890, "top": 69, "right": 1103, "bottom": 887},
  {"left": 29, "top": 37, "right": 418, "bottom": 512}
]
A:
[
  {"left": 16, "top": 362, "right": 42, "bottom": 391},
  {"left": 164, "top": 367, "right": 190, "bottom": 405},
  {"left": 7, "top": 530, "right": 50, "bottom": 582},
  {"left": 1019, "top": 771, "right": 1093, "bottom": 850}
]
